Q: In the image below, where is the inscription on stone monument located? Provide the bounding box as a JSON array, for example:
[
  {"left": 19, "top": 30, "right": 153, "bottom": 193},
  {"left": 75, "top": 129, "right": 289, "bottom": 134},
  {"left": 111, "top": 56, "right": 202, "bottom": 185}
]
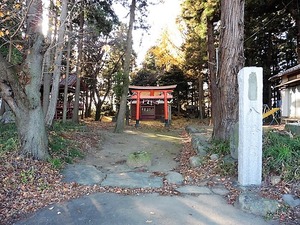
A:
[{"left": 248, "top": 72, "right": 257, "bottom": 101}]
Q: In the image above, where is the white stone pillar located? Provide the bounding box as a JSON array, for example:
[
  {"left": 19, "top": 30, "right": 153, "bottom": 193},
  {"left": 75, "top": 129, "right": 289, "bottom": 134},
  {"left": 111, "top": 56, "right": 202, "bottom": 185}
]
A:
[{"left": 238, "top": 67, "right": 263, "bottom": 186}]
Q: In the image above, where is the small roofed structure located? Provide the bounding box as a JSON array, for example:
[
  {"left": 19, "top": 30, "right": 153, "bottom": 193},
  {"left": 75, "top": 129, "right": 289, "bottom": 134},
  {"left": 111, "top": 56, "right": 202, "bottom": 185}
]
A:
[
  {"left": 269, "top": 64, "right": 300, "bottom": 122},
  {"left": 128, "top": 85, "right": 177, "bottom": 127},
  {"left": 55, "top": 74, "right": 86, "bottom": 119},
  {"left": 59, "top": 74, "right": 87, "bottom": 92}
]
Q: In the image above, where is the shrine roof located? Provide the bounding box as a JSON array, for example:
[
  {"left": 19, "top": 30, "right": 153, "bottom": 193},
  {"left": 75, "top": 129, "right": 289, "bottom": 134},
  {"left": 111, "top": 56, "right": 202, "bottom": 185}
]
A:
[
  {"left": 59, "top": 74, "right": 87, "bottom": 91},
  {"left": 129, "top": 85, "right": 177, "bottom": 91}
]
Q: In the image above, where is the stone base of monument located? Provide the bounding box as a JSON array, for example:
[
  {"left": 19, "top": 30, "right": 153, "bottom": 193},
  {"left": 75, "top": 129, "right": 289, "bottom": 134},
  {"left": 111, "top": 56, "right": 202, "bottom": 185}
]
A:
[
  {"left": 126, "top": 151, "right": 152, "bottom": 168},
  {"left": 234, "top": 192, "right": 279, "bottom": 217}
]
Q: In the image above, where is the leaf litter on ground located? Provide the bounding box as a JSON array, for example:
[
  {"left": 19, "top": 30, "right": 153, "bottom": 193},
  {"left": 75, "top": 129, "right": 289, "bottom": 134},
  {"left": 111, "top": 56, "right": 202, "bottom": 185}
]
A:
[{"left": 0, "top": 118, "right": 299, "bottom": 224}]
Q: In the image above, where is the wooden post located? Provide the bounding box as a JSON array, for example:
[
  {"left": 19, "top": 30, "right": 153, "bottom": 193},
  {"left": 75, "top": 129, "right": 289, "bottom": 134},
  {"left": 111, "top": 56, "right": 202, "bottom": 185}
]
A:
[{"left": 135, "top": 91, "right": 141, "bottom": 127}]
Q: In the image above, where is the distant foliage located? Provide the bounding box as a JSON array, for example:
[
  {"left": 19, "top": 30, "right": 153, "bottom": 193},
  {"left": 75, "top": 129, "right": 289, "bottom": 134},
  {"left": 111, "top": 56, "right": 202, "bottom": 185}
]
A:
[{"left": 131, "top": 69, "right": 157, "bottom": 86}]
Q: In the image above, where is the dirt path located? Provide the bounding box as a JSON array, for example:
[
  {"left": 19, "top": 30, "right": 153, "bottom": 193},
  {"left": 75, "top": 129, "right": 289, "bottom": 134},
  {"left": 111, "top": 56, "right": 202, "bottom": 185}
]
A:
[
  {"left": 16, "top": 121, "right": 277, "bottom": 225},
  {"left": 80, "top": 122, "right": 185, "bottom": 174}
]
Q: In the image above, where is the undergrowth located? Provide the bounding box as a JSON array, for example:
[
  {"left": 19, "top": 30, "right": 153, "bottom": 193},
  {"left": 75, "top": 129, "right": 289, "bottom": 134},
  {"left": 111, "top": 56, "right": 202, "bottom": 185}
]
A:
[
  {"left": 0, "top": 123, "right": 18, "bottom": 155},
  {"left": 263, "top": 130, "right": 300, "bottom": 182},
  {"left": 208, "top": 130, "right": 300, "bottom": 182},
  {"left": 209, "top": 140, "right": 230, "bottom": 156},
  {"left": 0, "top": 121, "right": 85, "bottom": 169},
  {"left": 207, "top": 140, "right": 237, "bottom": 177},
  {"left": 48, "top": 121, "right": 85, "bottom": 169}
]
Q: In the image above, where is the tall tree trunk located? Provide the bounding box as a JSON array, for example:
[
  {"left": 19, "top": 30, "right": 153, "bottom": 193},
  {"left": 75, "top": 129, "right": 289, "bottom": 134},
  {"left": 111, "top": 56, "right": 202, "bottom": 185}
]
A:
[
  {"left": 198, "top": 75, "right": 204, "bottom": 119},
  {"left": 63, "top": 23, "right": 72, "bottom": 123},
  {"left": 86, "top": 89, "right": 93, "bottom": 118},
  {"left": 45, "top": 0, "right": 68, "bottom": 126},
  {"left": 95, "top": 79, "right": 111, "bottom": 121},
  {"left": 72, "top": 6, "right": 84, "bottom": 123},
  {"left": 43, "top": 0, "right": 56, "bottom": 115},
  {"left": 0, "top": 0, "right": 49, "bottom": 160},
  {"left": 207, "top": 18, "right": 220, "bottom": 128},
  {"left": 177, "top": 90, "right": 180, "bottom": 115},
  {"left": 212, "top": 0, "right": 245, "bottom": 141},
  {"left": 114, "top": 0, "right": 136, "bottom": 133}
]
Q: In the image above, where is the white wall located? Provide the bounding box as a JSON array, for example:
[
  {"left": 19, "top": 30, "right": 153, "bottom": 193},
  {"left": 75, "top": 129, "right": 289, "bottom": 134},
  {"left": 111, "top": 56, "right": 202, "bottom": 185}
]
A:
[
  {"left": 281, "top": 89, "right": 289, "bottom": 117},
  {"left": 281, "top": 86, "right": 300, "bottom": 118}
]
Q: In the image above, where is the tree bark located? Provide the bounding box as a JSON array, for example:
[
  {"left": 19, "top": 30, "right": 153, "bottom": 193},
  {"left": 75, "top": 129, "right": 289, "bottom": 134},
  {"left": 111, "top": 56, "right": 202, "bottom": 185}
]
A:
[
  {"left": 198, "top": 75, "right": 204, "bottom": 119},
  {"left": 43, "top": 1, "right": 56, "bottom": 115},
  {"left": 45, "top": 0, "right": 68, "bottom": 126},
  {"left": 72, "top": 6, "right": 84, "bottom": 123},
  {"left": 0, "top": 0, "right": 49, "bottom": 160},
  {"left": 212, "top": 0, "right": 245, "bottom": 141},
  {"left": 207, "top": 18, "right": 220, "bottom": 129},
  {"left": 114, "top": 0, "right": 136, "bottom": 133},
  {"left": 63, "top": 23, "right": 72, "bottom": 123},
  {"left": 95, "top": 79, "right": 111, "bottom": 121}
]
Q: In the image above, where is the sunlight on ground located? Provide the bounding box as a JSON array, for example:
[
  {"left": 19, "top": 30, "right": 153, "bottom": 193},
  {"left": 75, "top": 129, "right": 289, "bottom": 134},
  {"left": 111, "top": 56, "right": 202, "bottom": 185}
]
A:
[
  {"left": 101, "top": 116, "right": 113, "bottom": 122},
  {"left": 155, "top": 134, "right": 183, "bottom": 140},
  {"left": 84, "top": 116, "right": 211, "bottom": 134}
]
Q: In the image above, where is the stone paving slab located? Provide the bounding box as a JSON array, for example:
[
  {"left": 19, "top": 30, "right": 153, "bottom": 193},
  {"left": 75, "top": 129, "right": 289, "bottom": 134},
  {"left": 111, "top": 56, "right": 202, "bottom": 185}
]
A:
[
  {"left": 176, "top": 186, "right": 212, "bottom": 194},
  {"left": 62, "top": 164, "right": 106, "bottom": 185},
  {"left": 101, "top": 172, "right": 163, "bottom": 188},
  {"left": 16, "top": 193, "right": 274, "bottom": 225},
  {"left": 211, "top": 187, "right": 230, "bottom": 196},
  {"left": 165, "top": 171, "right": 184, "bottom": 185}
]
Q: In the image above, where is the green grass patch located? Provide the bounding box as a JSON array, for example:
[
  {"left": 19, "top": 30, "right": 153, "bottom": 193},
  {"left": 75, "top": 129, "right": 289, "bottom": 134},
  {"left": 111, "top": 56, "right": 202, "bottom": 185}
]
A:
[
  {"left": 0, "top": 121, "right": 85, "bottom": 169},
  {"left": 208, "top": 140, "right": 230, "bottom": 156},
  {"left": 51, "top": 121, "right": 87, "bottom": 132},
  {"left": 0, "top": 123, "right": 19, "bottom": 155},
  {"left": 263, "top": 130, "right": 300, "bottom": 182},
  {"left": 48, "top": 157, "right": 63, "bottom": 170},
  {"left": 48, "top": 122, "right": 85, "bottom": 166},
  {"left": 215, "top": 163, "right": 237, "bottom": 177},
  {"left": 205, "top": 140, "right": 237, "bottom": 176},
  {"left": 127, "top": 151, "right": 152, "bottom": 168}
]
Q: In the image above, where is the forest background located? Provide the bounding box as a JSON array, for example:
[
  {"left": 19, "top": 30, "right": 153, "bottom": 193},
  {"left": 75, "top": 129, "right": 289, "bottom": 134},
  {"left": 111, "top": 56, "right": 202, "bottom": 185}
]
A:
[{"left": 0, "top": 0, "right": 299, "bottom": 159}]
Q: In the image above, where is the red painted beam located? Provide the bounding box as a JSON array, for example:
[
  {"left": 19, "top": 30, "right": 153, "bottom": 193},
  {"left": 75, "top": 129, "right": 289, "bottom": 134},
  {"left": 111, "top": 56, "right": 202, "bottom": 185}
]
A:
[
  {"left": 163, "top": 91, "right": 168, "bottom": 121},
  {"left": 136, "top": 91, "right": 141, "bottom": 126}
]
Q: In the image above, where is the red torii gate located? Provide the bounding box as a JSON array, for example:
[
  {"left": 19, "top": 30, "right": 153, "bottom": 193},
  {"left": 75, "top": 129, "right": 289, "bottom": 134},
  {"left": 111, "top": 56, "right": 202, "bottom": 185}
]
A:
[{"left": 128, "top": 85, "right": 177, "bottom": 127}]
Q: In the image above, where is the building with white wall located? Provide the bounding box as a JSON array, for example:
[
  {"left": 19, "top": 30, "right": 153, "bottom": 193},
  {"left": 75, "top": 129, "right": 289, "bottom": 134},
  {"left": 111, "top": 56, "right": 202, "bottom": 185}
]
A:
[{"left": 270, "top": 64, "right": 300, "bottom": 122}]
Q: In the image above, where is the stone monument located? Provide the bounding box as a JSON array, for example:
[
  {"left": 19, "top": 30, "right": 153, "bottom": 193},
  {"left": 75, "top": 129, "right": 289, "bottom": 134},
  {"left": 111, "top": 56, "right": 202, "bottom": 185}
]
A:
[{"left": 238, "top": 67, "right": 263, "bottom": 186}]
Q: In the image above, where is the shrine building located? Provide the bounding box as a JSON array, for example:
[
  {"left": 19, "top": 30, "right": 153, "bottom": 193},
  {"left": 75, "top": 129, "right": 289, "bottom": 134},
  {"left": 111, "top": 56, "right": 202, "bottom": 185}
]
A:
[{"left": 128, "top": 85, "right": 177, "bottom": 127}]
